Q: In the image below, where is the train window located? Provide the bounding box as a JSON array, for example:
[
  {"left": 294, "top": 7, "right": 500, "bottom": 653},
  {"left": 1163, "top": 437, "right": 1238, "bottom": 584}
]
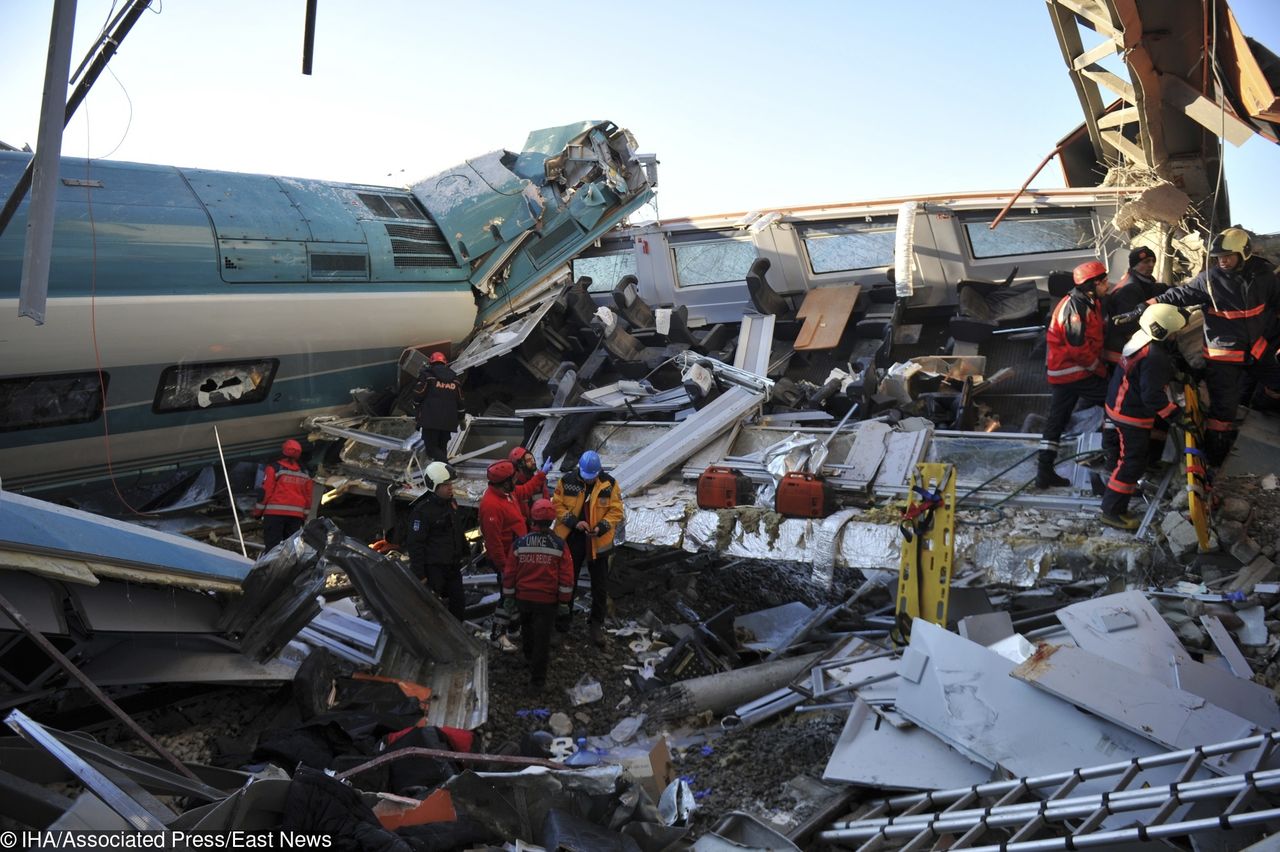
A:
[
  {"left": 572, "top": 250, "right": 637, "bottom": 294},
  {"left": 0, "top": 372, "right": 106, "bottom": 432},
  {"left": 670, "top": 232, "right": 756, "bottom": 288},
  {"left": 964, "top": 213, "right": 1096, "bottom": 259},
  {"left": 153, "top": 360, "right": 278, "bottom": 414},
  {"left": 358, "top": 192, "right": 429, "bottom": 221},
  {"left": 799, "top": 222, "right": 896, "bottom": 274}
]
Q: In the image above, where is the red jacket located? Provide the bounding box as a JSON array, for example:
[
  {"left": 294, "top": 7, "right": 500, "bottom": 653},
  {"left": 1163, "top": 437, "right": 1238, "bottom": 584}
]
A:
[
  {"left": 255, "top": 458, "right": 313, "bottom": 519},
  {"left": 1046, "top": 290, "right": 1106, "bottom": 385},
  {"left": 512, "top": 469, "right": 550, "bottom": 522},
  {"left": 503, "top": 529, "right": 575, "bottom": 605},
  {"left": 479, "top": 472, "right": 548, "bottom": 576}
]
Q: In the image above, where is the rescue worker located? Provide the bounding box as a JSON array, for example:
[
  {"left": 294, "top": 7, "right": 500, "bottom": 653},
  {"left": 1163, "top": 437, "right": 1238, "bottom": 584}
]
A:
[
  {"left": 412, "top": 351, "right": 463, "bottom": 461},
  {"left": 502, "top": 499, "right": 575, "bottom": 691},
  {"left": 253, "top": 439, "right": 314, "bottom": 551},
  {"left": 509, "top": 446, "right": 550, "bottom": 522},
  {"left": 1100, "top": 305, "right": 1187, "bottom": 530},
  {"left": 404, "top": 461, "right": 468, "bottom": 620},
  {"left": 1103, "top": 247, "right": 1166, "bottom": 367},
  {"left": 1036, "top": 260, "right": 1111, "bottom": 488},
  {"left": 552, "top": 450, "right": 625, "bottom": 647},
  {"left": 1095, "top": 247, "right": 1166, "bottom": 486},
  {"left": 1146, "top": 228, "right": 1280, "bottom": 467},
  {"left": 479, "top": 459, "right": 553, "bottom": 586}
]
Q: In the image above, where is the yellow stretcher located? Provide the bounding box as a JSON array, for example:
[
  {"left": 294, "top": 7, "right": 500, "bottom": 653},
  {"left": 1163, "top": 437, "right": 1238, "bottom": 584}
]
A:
[
  {"left": 894, "top": 463, "right": 956, "bottom": 644},
  {"left": 1183, "top": 381, "right": 1212, "bottom": 551}
]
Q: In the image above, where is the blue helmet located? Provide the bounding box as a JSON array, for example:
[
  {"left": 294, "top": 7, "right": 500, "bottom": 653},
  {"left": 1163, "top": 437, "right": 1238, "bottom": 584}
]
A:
[{"left": 578, "top": 450, "right": 602, "bottom": 480}]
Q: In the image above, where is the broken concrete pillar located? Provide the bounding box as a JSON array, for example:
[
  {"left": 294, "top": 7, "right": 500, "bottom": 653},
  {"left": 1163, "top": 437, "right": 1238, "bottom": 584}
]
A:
[{"left": 645, "top": 652, "right": 822, "bottom": 722}]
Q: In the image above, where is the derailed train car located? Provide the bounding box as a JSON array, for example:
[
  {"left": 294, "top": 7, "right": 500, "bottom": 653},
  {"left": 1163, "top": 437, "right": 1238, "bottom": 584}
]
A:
[{"left": 0, "top": 121, "right": 655, "bottom": 491}]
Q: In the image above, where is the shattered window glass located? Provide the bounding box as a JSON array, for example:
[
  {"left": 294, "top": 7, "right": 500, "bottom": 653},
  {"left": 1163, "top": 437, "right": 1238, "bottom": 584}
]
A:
[
  {"left": 800, "top": 224, "right": 896, "bottom": 273},
  {"left": 573, "top": 251, "right": 637, "bottom": 293},
  {"left": 0, "top": 372, "right": 105, "bottom": 432},
  {"left": 672, "top": 238, "right": 756, "bottom": 288},
  {"left": 964, "top": 214, "right": 1095, "bottom": 259},
  {"left": 153, "top": 360, "right": 278, "bottom": 413}
]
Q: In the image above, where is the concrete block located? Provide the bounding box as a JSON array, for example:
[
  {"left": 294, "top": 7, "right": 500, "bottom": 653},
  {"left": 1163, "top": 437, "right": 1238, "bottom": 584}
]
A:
[
  {"left": 1161, "top": 512, "right": 1200, "bottom": 558},
  {"left": 1220, "top": 497, "right": 1252, "bottom": 523},
  {"left": 1216, "top": 519, "right": 1246, "bottom": 547},
  {"left": 1230, "top": 536, "right": 1262, "bottom": 566}
]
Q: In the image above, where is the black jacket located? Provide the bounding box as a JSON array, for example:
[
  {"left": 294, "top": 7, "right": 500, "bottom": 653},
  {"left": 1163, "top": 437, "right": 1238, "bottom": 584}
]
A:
[
  {"left": 1103, "top": 269, "right": 1165, "bottom": 364},
  {"left": 1157, "top": 256, "right": 1280, "bottom": 363},
  {"left": 405, "top": 490, "right": 467, "bottom": 569},
  {"left": 413, "top": 363, "right": 463, "bottom": 431},
  {"left": 1106, "top": 341, "right": 1178, "bottom": 429}
]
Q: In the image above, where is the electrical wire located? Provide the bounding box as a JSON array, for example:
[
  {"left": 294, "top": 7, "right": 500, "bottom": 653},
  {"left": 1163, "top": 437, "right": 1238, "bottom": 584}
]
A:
[
  {"left": 83, "top": 107, "right": 152, "bottom": 517},
  {"left": 94, "top": 67, "right": 132, "bottom": 160}
]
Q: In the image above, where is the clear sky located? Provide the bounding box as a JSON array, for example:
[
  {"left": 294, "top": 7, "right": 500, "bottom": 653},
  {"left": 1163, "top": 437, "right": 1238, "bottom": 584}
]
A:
[{"left": 3, "top": 0, "right": 1278, "bottom": 232}]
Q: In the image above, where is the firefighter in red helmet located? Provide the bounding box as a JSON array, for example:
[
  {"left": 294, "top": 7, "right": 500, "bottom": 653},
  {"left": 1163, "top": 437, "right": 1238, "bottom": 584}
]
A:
[
  {"left": 410, "top": 350, "right": 464, "bottom": 461},
  {"left": 253, "top": 438, "right": 315, "bottom": 551},
  {"left": 1036, "top": 260, "right": 1111, "bottom": 488}
]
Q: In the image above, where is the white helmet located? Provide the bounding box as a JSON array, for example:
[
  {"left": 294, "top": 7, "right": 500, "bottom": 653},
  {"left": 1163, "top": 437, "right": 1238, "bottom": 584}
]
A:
[
  {"left": 425, "top": 461, "right": 456, "bottom": 490},
  {"left": 1124, "top": 303, "right": 1186, "bottom": 355}
]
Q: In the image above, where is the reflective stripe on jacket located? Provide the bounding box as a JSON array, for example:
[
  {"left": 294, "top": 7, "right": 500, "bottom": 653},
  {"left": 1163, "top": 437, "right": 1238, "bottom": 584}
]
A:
[
  {"left": 1105, "top": 342, "right": 1178, "bottom": 429},
  {"left": 504, "top": 529, "right": 575, "bottom": 605},
  {"left": 255, "top": 458, "right": 313, "bottom": 519},
  {"left": 552, "top": 471, "right": 625, "bottom": 559},
  {"left": 1157, "top": 257, "right": 1280, "bottom": 363},
  {"left": 1046, "top": 290, "right": 1106, "bottom": 385}
]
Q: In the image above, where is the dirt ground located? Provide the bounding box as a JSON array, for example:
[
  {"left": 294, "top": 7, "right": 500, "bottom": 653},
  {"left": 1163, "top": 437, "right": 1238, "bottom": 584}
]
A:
[{"left": 61, "top": 472, "right": 1280, "bottom": 843}]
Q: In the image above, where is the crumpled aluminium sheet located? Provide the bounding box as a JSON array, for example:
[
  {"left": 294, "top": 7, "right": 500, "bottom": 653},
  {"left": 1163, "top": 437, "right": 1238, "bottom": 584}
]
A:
[{"left": 758, "top": 432, "right": 818, "bottom": 505}]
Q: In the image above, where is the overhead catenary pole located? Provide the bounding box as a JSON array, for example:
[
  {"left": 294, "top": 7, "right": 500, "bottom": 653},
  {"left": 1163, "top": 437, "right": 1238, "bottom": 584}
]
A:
[
  {"left": 212, "top": 425, "right": 249, "bottom": 558},
  {"left": 18, "top": 0, "right": 77, "bottom": 325}
]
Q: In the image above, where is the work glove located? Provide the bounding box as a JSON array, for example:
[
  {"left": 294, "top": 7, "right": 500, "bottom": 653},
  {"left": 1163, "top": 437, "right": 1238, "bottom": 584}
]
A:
[
  {"left": 593, "top": 520, "right": 611, "bottom": 537},
  {"left": 541, "top": 458, "right": 555, "bottom": 474},
  {"left": 557, "top": 601, "right": 571, "bottom": 618},
  {"left": 1110, "top": 307, "right": 1144, "bottom": 326},
  {"left": 496, "top": 595, "right": 515, "bottom": 624}
]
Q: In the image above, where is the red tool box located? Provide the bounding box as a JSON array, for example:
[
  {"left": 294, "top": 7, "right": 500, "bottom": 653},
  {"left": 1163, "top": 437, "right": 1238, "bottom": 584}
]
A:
[
  {"left": 775, "top": 471, "right": 835, "bottom": 518},
  {"left": 696, "top": 466, "right": 755, "bottom": 509}
]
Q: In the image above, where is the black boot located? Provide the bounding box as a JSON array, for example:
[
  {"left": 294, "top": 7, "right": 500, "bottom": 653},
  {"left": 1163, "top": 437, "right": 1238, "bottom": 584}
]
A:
[
  {"left": 1202, "top": 430, "right": 1235, "bottom": 468},
  {"left": 1101, "top": 428, "right": 1120, "bottom": 473},
  {"left": 1035, "top": 449, "right": 1070, "bottom": 488}
]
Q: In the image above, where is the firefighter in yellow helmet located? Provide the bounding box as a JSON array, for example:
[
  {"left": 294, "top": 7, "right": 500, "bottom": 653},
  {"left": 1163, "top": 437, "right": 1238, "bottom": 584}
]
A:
[{"left": 1145, "top": 228, "right": 1280, "bottom": 468}]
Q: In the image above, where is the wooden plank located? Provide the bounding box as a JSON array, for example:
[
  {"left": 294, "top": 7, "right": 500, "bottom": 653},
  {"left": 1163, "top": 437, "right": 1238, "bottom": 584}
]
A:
[{"left": 794, "top": 285, "right": 860, "bottom": 351}]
